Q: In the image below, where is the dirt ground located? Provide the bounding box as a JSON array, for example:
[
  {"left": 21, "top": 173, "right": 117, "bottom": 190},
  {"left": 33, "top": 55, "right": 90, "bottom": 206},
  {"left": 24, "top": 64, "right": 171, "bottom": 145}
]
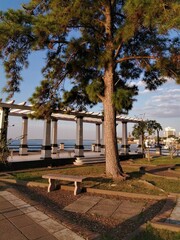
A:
[{"left": 0, "top": 182, "right": 166, "bottom": 240}]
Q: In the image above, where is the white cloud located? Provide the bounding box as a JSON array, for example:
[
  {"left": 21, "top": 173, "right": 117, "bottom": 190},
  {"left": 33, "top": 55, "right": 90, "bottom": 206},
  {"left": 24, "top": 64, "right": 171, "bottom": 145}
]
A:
[
  {"left": 143, "top": 90, "right": 180, "bottom": 118},
  {"left": 128, "top": 79, "right": 145, "bottom": 87},
  {"left": 139, "top": 89, "right": 150, "bottom": 94}
]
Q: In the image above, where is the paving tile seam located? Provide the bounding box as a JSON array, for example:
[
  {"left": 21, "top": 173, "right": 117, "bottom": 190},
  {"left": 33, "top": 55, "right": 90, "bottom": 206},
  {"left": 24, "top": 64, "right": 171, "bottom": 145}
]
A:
[
  {"left": 0, "top": 190, "right": 85, "bottom": 240},
  {"left": 109, "top": 202, "right": 122, "bottom": 218},
  {"left": 1, "top": 206, "right": 31, "bottom": 240},
  {"left": 98, "top": 200, "right": 125, "bottom": 219}
]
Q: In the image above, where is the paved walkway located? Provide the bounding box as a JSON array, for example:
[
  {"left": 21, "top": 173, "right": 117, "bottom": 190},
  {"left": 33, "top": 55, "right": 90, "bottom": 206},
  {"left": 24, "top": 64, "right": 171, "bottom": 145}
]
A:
[
  {"left": 166, "top": 197, "right": 180, "bottom": 225},
  {"left": 0, "top": 189, "right": 179, "bottom": 240},
  {"left": 7, "top": 151, "right": 102, "bottom": 162},
  {"left": 64, "top": 195, "right": 146, "bottom": 221},
  {"left": 7, "top": 150, "right": 139, "bottom": 163},
  {"left": 0, "top": 190, "right": 84, "bottom": 240}
]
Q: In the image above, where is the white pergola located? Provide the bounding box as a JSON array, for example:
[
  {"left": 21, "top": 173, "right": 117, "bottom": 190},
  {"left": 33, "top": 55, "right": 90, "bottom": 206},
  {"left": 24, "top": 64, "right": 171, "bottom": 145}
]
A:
[
  {"left": 0, "top": 101, "right": 144, "bottom": 158},
  {"left": 0, "top": 100, "right": 143, "bottom": 123}
]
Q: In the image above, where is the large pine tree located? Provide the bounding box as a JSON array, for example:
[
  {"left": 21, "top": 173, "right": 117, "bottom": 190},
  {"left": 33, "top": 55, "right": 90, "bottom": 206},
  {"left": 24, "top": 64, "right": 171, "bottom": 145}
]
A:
[{"left": 0, "top": 0, "right": 179, "bottom": 178}]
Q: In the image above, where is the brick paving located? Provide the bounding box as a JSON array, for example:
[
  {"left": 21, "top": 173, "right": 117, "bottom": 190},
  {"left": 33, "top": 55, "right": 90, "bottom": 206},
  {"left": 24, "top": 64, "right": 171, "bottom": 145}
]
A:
[
  {"left": 0, "top": 162, "right": 179, "bottom": 239},
  {"left": 0, "top": 191, "right": 84, "bottom": 240},
  {"left": 0, "top": 189, "right": 179, "bottom": 240}
]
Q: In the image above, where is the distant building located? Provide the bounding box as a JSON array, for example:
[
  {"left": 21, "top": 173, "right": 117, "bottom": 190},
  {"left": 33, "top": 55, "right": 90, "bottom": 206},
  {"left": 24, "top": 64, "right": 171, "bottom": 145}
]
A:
[{"left": 164, "top": 127, "right": 176, "bottom": 138}]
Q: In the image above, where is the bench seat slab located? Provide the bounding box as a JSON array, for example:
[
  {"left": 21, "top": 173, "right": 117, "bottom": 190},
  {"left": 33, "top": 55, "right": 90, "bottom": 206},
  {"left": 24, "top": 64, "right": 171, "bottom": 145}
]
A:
[{"left": 42, "top": 174, "right": 86, "bottom": 195}]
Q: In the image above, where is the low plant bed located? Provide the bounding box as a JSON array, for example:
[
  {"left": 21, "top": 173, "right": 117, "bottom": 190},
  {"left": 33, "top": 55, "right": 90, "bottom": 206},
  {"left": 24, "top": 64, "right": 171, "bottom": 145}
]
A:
[
  {"left": 0, "top": 182, "right": 167, "bottom": 240},
  {"left": 131, "top": 224, "right": 180, "bottom": 240},
  {"left": 7, "top": 163, "right": 180, "bottom": 195}
]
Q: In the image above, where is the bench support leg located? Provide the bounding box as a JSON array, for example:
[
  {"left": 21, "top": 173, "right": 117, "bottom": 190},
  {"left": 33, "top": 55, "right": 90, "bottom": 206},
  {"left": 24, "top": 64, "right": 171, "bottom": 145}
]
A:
[
  {"left": 74, "top": 181, "right": 82, "bottom": 195},
  {"left": 48, "top": 179, "right": 56, "bottom": 192}
]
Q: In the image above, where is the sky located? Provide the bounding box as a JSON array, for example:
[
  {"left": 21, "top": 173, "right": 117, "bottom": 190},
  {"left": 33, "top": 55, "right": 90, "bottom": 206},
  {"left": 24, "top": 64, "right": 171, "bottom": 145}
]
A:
[{"left": 0, "top": 0, "right": 180, "bottom": 140}]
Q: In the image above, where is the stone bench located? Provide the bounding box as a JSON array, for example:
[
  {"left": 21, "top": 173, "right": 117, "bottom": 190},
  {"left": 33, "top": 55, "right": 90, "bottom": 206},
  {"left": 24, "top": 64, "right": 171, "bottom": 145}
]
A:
[{"left": 42, "top": 174, "right": 86, "bottom": 195}]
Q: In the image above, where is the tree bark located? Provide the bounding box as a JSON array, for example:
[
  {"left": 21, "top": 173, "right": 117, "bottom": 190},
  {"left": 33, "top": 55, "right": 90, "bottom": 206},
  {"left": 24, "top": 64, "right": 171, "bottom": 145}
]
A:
[
  {"left": 103, "top": 2, "right": 125, "bottom": 179},
  {"left": 103, "top": 64, "right": 125, "bottom": 178},
  {"left": 103, "top": 67, "right": 124, "bottom": 178}
]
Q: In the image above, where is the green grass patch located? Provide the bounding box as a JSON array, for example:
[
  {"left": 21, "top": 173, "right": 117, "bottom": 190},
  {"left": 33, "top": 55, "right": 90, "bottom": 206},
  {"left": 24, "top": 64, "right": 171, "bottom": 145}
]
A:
[
  {"left": 10, "top": 163, "right": 180, "bottom": 195},
  {"left": 12, "top": 164, "right": 106, "bottom": 182},
  {"left": 141, "top": 175, "right": 180, "bottom": 194},
  {"left": 131, "top": 224, "right": 180, "bottom": 240},
  {"left": 133, "top": 156, "right": 180, "bottom": 165},
  {"left": 174, "top": 166, "right": 180, "bottom": 172}
]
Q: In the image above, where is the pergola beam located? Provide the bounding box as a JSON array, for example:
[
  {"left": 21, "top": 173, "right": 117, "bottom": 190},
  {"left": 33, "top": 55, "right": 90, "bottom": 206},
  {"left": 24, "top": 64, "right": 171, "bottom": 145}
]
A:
[{"left": 0, "top": 101, "right": 145, "bottom": 124}]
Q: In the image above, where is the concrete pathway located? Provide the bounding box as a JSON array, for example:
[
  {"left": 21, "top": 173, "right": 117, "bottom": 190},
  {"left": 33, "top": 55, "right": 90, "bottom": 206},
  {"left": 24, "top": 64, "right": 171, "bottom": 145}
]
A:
[
  {"left": 0, "top": 190, "right": 179, "bottom": 240},
  {"left": 0, "top": 190, "right": 84, "bottom": 240},
  {"left": 64, "top": 195, "right": 146, "bottom": 221},
  {"left": 7, "top": 151, "right": 102, "bottom": 162},
  {"left": 166, "top": 197, "right": 180, "bottom": 225}
]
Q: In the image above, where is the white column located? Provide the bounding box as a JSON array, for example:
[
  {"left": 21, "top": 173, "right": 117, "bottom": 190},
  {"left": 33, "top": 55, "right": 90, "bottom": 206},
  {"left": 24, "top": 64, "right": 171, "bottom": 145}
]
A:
[
  {"left": 121, "top": 121, "right": 129, "bottom": 155},
  {"left": 51, "top": 118, "right": 58, "bottom": 154},
  {"left": 41, "top": 119, "right": 52, "bottom": 159},
  {"left": 95, "top": 123, "right": 101, "bottom": 152},
  {"left": 19, "top": 116, "right": 28, "bottom": 155},
  {"left": 75, "top": 116, "right": 84, "bottom": 157},
  {"left": 101, "top": 119, "right": 105, "bottom": 154}
]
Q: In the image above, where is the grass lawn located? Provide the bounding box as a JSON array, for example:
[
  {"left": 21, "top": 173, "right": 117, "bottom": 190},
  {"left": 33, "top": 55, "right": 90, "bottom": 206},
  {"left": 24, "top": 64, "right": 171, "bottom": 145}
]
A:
[
  {"left": 131, "top": 224, "right": 180, "bottom": 240},
  {"left": 9, "top": 156, "right": 180, "bottom": 195},
  {"left": 133, "top": 156, "right": 180, "bottom": 165}
]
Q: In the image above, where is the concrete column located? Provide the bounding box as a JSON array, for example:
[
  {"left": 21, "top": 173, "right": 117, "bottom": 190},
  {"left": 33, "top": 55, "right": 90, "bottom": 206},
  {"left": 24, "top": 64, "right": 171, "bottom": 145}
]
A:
[
  {"left": 121, "top": 121, "right": 129, "bottom": 154},
  {"left": 95, "top": 123, "right": 101, "bottom": 152},
  {"left": 137, "top": 135, "right": 144, "bottom": 153},
  {"left": 101, "top": 120, "right": 105, "bottom": 155},
  {"left": 41, "top": 119, "right": 52, "bottom": 159},
  {"left": 19, "top": 116, "right": 28, "bottom": 155},
  {"left": 51, "top": 118, "right": 58, "bottom": 154},
  {"left": 75, "top": 116, "right": 84, "bottom": 157}
]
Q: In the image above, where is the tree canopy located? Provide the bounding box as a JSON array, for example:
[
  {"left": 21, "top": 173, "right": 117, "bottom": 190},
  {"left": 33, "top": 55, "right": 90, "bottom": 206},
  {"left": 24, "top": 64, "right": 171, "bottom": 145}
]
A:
[
  {"left": 132, "top": 120, "right": 163, "bottom": 139},
  {"left": 132, "top": 120, "right": 163, "bottom": 151},
  {"left": 0, "top": 0, "right": 179, "bottom": 178}
]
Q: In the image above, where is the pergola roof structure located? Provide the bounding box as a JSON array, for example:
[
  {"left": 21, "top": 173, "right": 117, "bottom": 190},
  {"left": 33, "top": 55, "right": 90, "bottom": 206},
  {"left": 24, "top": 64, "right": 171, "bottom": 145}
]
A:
[{"left": 0, "top": 101, "right": 144, "bottom": 124}]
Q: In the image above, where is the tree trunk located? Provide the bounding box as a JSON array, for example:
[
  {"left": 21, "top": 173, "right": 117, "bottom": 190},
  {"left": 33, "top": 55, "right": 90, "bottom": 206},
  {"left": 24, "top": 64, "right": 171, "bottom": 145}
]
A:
[
  {"left": 103, "top": 67, "right": 125, "bottom": 179},
  {"left": 102, "top": 3, "right": 125, "bottom": 179}
]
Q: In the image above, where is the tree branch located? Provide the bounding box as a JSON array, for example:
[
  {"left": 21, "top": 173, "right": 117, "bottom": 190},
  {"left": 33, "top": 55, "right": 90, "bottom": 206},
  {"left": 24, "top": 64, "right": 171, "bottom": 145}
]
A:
[
  {"left": 114, "top": 41, "right": 123, "bottom": 59},
  {"left": 116, "top": 55, "right": 158, "bottom": 63},
  {"left": 97, "top": 93, "right": 104, "bottom": 102}
]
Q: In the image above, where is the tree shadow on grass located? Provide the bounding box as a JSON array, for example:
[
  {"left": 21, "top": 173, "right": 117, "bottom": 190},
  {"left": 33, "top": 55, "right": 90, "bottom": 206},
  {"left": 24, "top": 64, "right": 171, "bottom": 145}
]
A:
[
  {"left": 126, "top": 170, "right": 144, "bottom": 179},
  {"left": 83, "top": 176, "right": 113, "bottom": 188}
]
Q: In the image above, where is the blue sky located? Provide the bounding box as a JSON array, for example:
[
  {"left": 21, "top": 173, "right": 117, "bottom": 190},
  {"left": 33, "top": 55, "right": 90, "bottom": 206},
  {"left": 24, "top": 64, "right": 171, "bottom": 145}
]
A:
[{"left": 1, "top": 0, "right": 180, "bottom": 139}]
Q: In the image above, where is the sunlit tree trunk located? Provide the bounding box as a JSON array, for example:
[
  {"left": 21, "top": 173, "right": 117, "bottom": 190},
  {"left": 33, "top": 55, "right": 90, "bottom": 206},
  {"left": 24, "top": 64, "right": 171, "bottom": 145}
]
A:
[
  {"left": 103, "top": 4, "right": 124, "bottom": 178},
  {"left": 103, "top": 65, "right": 124, "bottom": 178}
]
